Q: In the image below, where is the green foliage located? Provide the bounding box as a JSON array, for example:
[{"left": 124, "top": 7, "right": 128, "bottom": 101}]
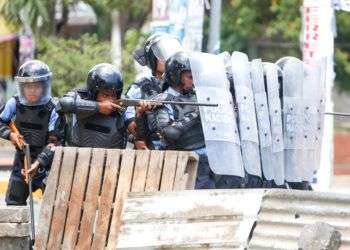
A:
[
  {"left": 0, "top": 0, "right": 48, "bottom": 29},
  {"left": 221, "top": 0, "right": 301, "bottom": 57},
  {"left": 335, "top": 48, "right": 350, "bottom": 91},
  {"left": 121, "top": 29, "right": 148, "bottom": 91},
  {"left": 0, "top": 0, "right": 80, "bottom": 35},
  {"left": 221, "top": 0, "right": 350, "bottom": 92},
  {"left": 37, "top": 34, "right": 111, "bottom": 97},
  {"left": 334, "top": 11, "right": 350, "bottom": 91}
]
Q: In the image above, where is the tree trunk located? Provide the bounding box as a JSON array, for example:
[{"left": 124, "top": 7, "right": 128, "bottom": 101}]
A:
[{"left": 111, "top": 10, "right": 122, "bottom": 70}]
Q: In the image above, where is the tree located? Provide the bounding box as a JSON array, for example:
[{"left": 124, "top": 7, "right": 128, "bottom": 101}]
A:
[
  {"left": 37, "top": 34, "right": 111, "bottom": 96},
  {"left": 0, "top": 0, "right": 80, "bottom": 36},
  {"left": 220, "top": 0, "right": 350, "bottom": 91}
]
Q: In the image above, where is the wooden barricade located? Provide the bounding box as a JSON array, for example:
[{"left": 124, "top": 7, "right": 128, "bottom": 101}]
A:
[{"left": 34, "top": 147, "right": 198, "bottom": 250}]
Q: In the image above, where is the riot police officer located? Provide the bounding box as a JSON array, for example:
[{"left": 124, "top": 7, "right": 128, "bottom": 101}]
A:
[
  {"left": 0, "top": 60, "right": 64, "bottom": 205},
  {"left": 56, "top": 63, "right": 130, "bottom": 148},
  {"left": 136, "top": 51, "right": 215, "bottom": 189},
  {"left": 126, "top": 34, "right": 183, "bottom": 149}
]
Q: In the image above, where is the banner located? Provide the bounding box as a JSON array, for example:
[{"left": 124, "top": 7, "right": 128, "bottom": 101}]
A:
[
  {"left": 301, "top": 0, "right": 336, "bottom": 64},
  {"left": 151, "top": 0, "right": 204, "bottom": 51}
]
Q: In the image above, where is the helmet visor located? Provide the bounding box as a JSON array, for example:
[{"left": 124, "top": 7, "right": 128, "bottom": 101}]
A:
[
  {"left": 17, "top": 80, "right": 51, "bottom": 106},
  {"left": 15, "top": 72, "right": 52, "bottom": 83},
  {"left": 151, "top": 37, "right": 183, "bottom": 62}
]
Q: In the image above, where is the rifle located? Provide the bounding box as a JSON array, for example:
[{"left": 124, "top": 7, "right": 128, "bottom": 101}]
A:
[
  {"left": 115, "top": 98, "right": 219, "bottom": 107},
  {"left": 9, "top": 122, "right": 36, "bottom": 246}
]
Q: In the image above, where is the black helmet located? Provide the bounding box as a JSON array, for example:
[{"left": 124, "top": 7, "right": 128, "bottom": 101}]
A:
[
  {"left": 87, "top": 63, "right": 123, "bottom": 99},
  {"left": 165, "top": 51, "right": 191, "bottom": 87},
  {"left": 133, "top": 33, "right": 183, "bottom": 75},
  {"left": 15, "top": 60, "right": 52, "bottom": 105}
]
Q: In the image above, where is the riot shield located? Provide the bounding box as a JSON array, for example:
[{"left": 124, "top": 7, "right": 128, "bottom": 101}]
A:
[
  {"left": 315, "top": 58, "right": 327, "bottom": 176},
  {"left": 231, "top": 51, "right": 262, "bottom": 178},
  {"left": 276, "top": 57, "right": 304, "bottom": 183},
  {"left": 302, "top": 63, "right": 320, "bottom": 182},
  {"left": 190, "top": 52, "right": 245, "bottom": 177},
  {"left": 250, "top": 59, "right": 273, "bottom": 181},
  {"left": 263, "top": 62, "right": 285, "bottom": 186}
]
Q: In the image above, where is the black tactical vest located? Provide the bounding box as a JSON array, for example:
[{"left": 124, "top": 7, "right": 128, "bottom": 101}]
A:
[
  {"left": 170, "top": 93, "right": 205, "bottom": 150},
  {"left": 14, "top": 96, "right": 54, "bottom": 148},
  {"left": 71, "top": 112, "right": 126, "bottom": 148}
]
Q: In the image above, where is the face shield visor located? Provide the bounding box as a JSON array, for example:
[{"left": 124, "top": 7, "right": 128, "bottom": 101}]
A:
[
  {"left": 150, "top": 37, "right": 183, "bottom": 62},
  {"left": 15, "top": 73, "right": 52, "bottom": 106}
]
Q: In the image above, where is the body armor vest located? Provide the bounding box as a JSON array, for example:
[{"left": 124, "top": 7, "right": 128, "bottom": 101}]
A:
[
  {"left": 14, "top": 96, "right": 53, "bottom": 148},
  {"left": 71, "top": 112, "right": 126, "bottom": 148}
]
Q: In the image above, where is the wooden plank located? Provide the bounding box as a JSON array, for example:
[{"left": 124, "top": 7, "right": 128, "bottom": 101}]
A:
[
  {"left": 106, "top": 149, "right": 135, "bottom": 249},
  {"left": 117, "top": 220, "right": 240, "bottom": 249},
  {"left": 91, "top": 149, "right": 121, "bottom": 250},
  {"left": 0, "top": 222, "right": 30, "bottom": 237},
  {"left": 185, "top": 152, "right": 199, "bottom": 189},
  {"left": 173, "top": 152, "right": 190, "bottom": 190},
  {"left": 47, "top": 147, "right": 78, "bottom": 249},
  {"left": 35, "top": 147, "right": 63, "bottom": 250},
  {"left": 62, "top": 147, "right": 92, "bottom": 249},
  {"left": 117, "top": 190, "right": 265, "bottom": 249},
  {"left": 145, "top": 150, "right": 164, "bottom": 192},
  {"left": 122, "top": 190, "right": 264, "bottom": 222},
  {"left": 75, "top": 148, "right": 106, "bottom": 249},
  {"left": 0, "top": 205, "right": 29, "bottom": 224},
  {"left": 130, "top": 150, "right": 150, "bottom": 192},
  {"left": 160, "top": 151, "right": 178, "bottom": 191}
]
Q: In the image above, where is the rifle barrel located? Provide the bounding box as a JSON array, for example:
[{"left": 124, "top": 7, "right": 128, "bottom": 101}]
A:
[
  {"left": 158, "top": 100, "right": 218, "bottom": 107},
  {"left": 325, "top": 112, "right": 350, "bottom": 117}
]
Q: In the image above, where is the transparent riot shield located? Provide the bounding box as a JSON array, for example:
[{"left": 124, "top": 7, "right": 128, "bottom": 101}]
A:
[
  {"left": 251, "top": 59, "right": 273, "bottom": 181},
  {"left": 263, "top": 62, "right": 285, "bottom": 186},
  {"left": 276, "top": 57, "right": 304, "bottom": 183},
  {"left": 190, "top": 52, "right": 245, "bottom": 177},
  {"left": 231, "top": 51, "right": 262, "bottom": 178},
  {"left": 302, "top": 63, "right": 320, "bottom": 182}
]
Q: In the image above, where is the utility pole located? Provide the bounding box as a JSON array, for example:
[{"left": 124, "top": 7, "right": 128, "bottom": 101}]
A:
[
  {"left": 301, "top": 0, "right": 335, "bottom": 190},
  {"left": 208, "top": 0, "right": 222, "bottom": 54}
]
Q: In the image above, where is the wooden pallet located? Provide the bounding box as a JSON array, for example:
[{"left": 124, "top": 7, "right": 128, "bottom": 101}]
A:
[{"left": 34, "top": 147, "right": 198, "bottom": 250}]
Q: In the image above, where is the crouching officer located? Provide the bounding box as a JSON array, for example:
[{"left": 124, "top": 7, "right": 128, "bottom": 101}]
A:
[
  {"left": 56, "top": 63, "right": 132, "bottom": 148},
  {"left": 0, "top": 60, "right": 64, "bottom": 205},
  {"left": 136, "top": 52, "right": 215, "bottom": 189}
]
